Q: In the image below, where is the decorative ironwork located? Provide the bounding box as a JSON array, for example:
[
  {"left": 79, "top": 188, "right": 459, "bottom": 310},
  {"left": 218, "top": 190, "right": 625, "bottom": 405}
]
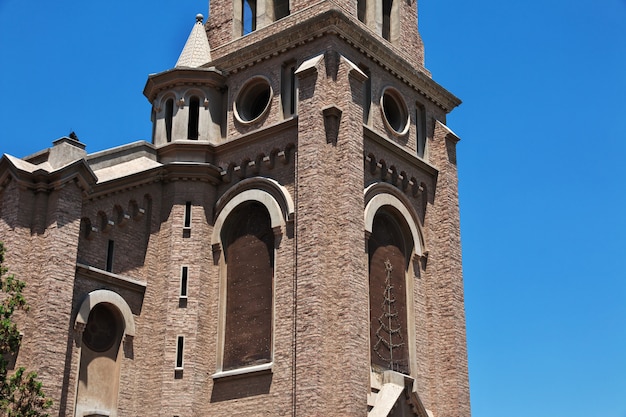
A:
[{"left": 373, "top": 258, "right": 405, "bottom": 372}]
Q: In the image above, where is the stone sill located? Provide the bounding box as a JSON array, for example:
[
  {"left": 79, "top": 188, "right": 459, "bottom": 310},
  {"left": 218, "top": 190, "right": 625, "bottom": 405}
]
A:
[{"left": 211, "top": 362, "right": 273, "bottom": 380}]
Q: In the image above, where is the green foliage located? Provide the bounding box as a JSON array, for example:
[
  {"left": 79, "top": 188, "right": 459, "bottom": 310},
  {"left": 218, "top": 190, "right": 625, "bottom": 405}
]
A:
[{"left": 0, "top": 242, "right": 52, "bottom": 417}]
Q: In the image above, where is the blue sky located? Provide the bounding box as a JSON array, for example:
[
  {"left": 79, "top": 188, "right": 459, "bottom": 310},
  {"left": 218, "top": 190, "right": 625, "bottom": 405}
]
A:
[{"left": 1, "top": 1, "right": 625, "bottom": 416}]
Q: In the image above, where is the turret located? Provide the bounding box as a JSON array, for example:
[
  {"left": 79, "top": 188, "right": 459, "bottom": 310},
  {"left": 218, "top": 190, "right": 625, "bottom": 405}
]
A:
[{"left": 143, "top": 14, "right": 225, "bottom": 147}]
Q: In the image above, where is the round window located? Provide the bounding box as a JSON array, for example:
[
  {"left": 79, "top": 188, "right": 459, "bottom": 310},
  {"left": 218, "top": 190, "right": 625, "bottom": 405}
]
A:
[
  {"left": 381, "top": 88, "right": 409, "bottom": 136},
  {"left": 82, "top": 303, "right": 119, "bottom": 352},
  {"left": 234, "top": 77, "right": 273, "bottom": 124}
]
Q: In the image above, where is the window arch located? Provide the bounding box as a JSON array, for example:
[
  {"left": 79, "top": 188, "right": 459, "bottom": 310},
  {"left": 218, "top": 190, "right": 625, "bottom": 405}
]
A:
[
  {"left": 364, "top": 185, "right": 425, "bottom": 376},
  {"left": 368, "top": 210, "right": 411, "bottom": 374},
  {"left": 74, "top": 290, "right": 135, "bottom": 417},
  {"left": 212, "top": 183, "right": 292, "bottom": 377},
  {"left": 221, "top": 202, "right": 274, "bottom": 371}
]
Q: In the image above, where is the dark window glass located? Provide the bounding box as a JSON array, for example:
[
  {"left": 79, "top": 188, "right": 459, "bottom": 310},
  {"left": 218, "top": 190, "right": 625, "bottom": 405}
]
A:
[
  {"left": 188, "top": 96, "right": 199, "bottom": 140},
  {"left": 382, "top": 0, "right": 392, "bottom": 40},
  {"left": 106, "top": 240, "right": 114, "bottom": 272},
  {"left": 165, "top": 99, "right": 174, "bottom": 142},
  {"left": 184, "top": 201, "right": 192, "bottom": 228},
  {"left": 181, "top": 267, "right": 188, "bottom": 297},
  {"left": 274, "top": 0, "right": 289, "bottom": 20},
  {"left": 83, "top": 304, "right": 120, "bottom": 352},
  {"left": 358, "top": 0, "right": 366, "bottom": 22},
  {"left": 176, "top": 336, "right": 184, "bottom": 368}
]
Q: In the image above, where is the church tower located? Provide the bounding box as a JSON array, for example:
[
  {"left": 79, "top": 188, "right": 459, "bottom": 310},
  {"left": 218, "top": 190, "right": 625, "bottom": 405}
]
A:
[{"left": 0, "top": 1, "right": 469, "bottom": 416}]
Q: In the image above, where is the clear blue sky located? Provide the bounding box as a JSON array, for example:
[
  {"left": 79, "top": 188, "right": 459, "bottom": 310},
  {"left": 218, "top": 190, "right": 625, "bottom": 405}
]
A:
[{"left": 1, "top": 1, "right": 625, "bottom": 416}]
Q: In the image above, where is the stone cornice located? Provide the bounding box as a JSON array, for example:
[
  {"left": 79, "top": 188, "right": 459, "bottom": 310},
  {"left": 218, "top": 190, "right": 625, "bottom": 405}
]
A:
[
  {"left": 215, "top": 117, "right": 297, "bottom": 155},
  {"left": 0, "top": 154, "right": 97, "bottom": 195},
  {"left": 76, "top": 263, "right": 147, "bottom": 294},
  {"left": 143, "top": 67, "right": 226, "bottom": 102},
  {"left": 88, "top": 161, "right": 223, "bottom": 200},
  {"left": 208, "top": 6, "right": 460, "bottom": 112}
]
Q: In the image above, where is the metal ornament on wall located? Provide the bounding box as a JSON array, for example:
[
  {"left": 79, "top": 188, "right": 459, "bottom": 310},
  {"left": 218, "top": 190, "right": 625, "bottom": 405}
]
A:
[{"left": 373, "top": 258, "right": 405, "bottom": 372}]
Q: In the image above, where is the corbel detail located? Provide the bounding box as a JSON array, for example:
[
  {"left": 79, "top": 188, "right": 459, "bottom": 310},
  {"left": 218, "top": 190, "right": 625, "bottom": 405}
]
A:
[{"left": 322, "top": 105, "right": 342, "bottom": 145}]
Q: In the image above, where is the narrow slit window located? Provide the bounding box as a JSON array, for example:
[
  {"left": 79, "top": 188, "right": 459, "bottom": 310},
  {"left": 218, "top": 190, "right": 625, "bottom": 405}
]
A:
[
  {"left": 358, "top": 0, "right": 366, "bottom": 22},
  {"left": 106, "top": 240, "right": 114, "bottom": 272},
  {"left": 184, "top": 201, "right": 192, "bottom": 228},
  {"left": 359, "top": 64, "right": 371, "bottom": 125},
  {"left": 165, "top": 99, "right": 174, "bottom": 142},
  {"left": 416, "top": 103, "right": 427, "bottom": 158},
  {"left": 180, "top": 266, "right": 189, "bottom": 298},
  {"left": 188, "top": 96, "right": 200, "bottom": 140},
  {"left": 282, "top": 62, "right": 297, "bottom": 118},
  {"left": 382, "top": 0, "right": 392, "bottom": 41},
  {"left": 243, "top": 0, "right": 257, "bottom": 35},
  {"left": 176, "top": 336, "right": 184, "bottom": 369}
]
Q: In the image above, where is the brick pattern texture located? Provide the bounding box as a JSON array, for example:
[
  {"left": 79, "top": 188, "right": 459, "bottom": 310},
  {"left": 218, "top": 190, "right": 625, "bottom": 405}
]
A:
[{"left": 0, "top": 1, "right": 469, "bottom": 416}]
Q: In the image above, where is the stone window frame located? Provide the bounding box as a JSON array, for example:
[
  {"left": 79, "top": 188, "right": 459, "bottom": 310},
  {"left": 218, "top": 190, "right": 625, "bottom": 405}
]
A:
[
  {"left": 233, "top": 76, "right": 274, "bottom": 125},
  {"left": 380, "top": 86, "right": 410, "bottom": 137},
  {"left": 211, "top": 178, "right": 294, "bottom": 379},
  {"left": 73, "top": 290, "right": 134, "bottom": 417},
  {"left": 364, "top": 183, "right": 425, "bottom": 378}
]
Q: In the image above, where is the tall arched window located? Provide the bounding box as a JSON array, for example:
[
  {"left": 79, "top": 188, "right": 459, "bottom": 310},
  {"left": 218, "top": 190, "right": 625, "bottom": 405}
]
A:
[
  {"left": 221, "top": 201, "right": 274, "bottom": 371},
  {"left": 165, "top": 98, "right": 174, "bottom": 142},
  {"left": 188, "top": 96, "right": 200, "bottom": 140},
  {"left": 74, "top": 290, "right": 135, "bottom": 417},
  {"left": 368, "top": 210, "right": 410, "bottom": 374}
]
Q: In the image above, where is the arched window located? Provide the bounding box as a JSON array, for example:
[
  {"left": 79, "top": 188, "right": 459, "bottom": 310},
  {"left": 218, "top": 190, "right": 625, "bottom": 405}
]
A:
[
  {"left": 368, "top": 210, "right": 410, "bottom": 374},
  {"left": 165, "top": 98, "right": 174, "bottom": 142},
  {"left": 221, "top": 201, "right": 274, "bottom": 371},
  {"left": 74, "top": 290, "right": 135, "bottom": 417},
  {"left": 188, "top": 96, "right": 200, "bottom": 140}
]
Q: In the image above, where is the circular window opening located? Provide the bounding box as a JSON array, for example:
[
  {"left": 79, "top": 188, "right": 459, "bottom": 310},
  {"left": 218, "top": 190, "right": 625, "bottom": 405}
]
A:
[
  {"left": 381, "top": 88, "right": 409, "bottom": 136},
  {"left": 82, "top": 303, "right": 119, "bottom": 352},
  {"left": 235, "top": 77, "right": 273, "bottom": 124}
]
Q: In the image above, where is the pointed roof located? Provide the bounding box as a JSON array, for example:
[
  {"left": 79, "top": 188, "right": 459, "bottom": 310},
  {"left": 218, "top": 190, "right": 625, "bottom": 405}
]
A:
[{"left": 175, "top": 14, "right": 211, "bottom": 68}]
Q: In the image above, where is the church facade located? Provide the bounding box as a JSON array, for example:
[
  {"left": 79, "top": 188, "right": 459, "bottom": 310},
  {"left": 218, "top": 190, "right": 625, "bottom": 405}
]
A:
[{"left": 0, "top": 0, "right": 470, "bottom": 416}]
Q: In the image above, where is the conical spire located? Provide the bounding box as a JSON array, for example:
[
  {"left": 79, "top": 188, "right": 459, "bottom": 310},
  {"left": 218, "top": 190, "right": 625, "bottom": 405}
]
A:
[{"left": 175, "top": 14, "right": 211, "bottom": 68}]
